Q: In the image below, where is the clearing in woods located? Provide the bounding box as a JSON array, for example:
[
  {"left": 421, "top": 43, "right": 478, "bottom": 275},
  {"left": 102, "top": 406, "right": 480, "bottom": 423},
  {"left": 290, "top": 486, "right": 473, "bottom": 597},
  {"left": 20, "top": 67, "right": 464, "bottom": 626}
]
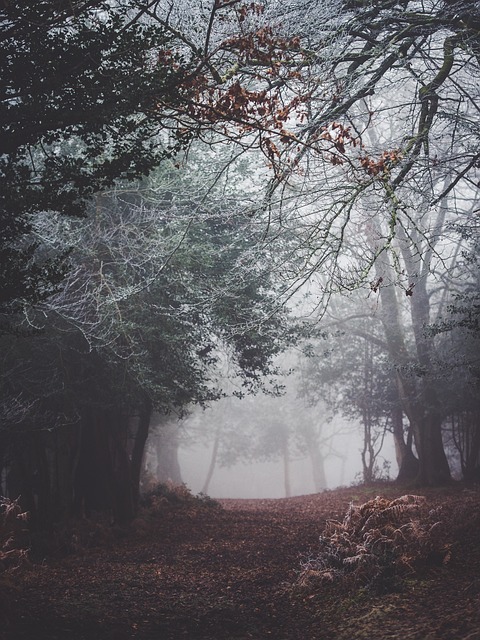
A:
[{"left": 3, "top": 483, "right": 480, "bottom": 639}]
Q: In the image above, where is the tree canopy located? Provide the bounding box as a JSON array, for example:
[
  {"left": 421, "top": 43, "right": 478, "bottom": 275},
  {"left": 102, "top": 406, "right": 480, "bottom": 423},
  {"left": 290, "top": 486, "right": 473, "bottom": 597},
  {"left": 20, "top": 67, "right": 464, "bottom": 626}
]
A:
[
  {"left": 0, "top": 0, "right": 304, "bottom": 315},
  {"left": 1, "top": 0, "right": 480, "bottom": 527}
]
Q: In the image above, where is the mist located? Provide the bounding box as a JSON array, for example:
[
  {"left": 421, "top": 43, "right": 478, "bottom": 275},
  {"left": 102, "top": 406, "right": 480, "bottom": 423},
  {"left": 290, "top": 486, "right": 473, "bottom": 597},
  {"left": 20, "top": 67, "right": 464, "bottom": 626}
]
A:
[
  {"left": 178, "top": 436, "right": 364, "bottom": 499},
  {"left": 144, "top": 384, "right": 400, "bottom": 500}
]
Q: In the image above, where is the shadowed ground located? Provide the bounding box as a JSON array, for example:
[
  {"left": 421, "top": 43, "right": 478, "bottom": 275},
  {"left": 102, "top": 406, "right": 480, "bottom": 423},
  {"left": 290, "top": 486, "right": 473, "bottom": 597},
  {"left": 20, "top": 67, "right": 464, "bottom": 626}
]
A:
[{"left": 4, "top": 484, "right": 480, "bottom": 640}]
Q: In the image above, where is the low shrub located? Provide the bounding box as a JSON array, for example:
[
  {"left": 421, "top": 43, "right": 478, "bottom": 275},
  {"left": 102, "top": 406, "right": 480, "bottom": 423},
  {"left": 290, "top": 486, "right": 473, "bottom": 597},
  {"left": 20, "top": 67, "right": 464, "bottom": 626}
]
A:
[
  {"left": 140, "top": 481, "right": 219, "bottom": 510},
  {"left": 299, "top": 494, "right": 451, "bottom": 594},
  {"left": 0, "top": 497, "right": 29, "bottom": 573}
]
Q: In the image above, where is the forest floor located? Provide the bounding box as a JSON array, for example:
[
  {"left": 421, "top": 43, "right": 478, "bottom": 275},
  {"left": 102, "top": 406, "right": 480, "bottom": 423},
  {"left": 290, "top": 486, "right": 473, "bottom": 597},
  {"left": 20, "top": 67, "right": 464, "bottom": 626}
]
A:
[{"left": 3, "top": 482, "right": 480, "bottom": 640}]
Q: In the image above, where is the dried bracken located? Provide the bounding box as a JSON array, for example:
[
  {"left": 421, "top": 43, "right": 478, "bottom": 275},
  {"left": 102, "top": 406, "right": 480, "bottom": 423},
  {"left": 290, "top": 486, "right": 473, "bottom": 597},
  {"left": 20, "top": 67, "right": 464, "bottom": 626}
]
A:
[
  {"left": 0, "top": 497, "right": 29, "bottom": 573},
  {"left": 5, "top": 487, "right": 480, "bottom": 639},
  {"left": 299, "top": 494, "right": 451, "bottom": 593}
]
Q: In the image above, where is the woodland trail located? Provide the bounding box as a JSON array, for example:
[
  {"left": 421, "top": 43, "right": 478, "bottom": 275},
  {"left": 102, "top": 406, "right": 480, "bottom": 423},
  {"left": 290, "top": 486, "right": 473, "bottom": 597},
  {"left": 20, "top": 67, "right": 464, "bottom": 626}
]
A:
[{"left": 5, "top": 484, "right": 480, "bottom": 640}]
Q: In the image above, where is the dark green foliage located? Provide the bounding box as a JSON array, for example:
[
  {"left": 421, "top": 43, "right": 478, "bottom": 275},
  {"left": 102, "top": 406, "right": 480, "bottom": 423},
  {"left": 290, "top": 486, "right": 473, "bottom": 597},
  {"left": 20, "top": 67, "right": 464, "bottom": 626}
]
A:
[
  {"left": 0, "top": 170, "right": 298, "bottom": 525},
  {"left": 0, "top": 1, "right": 193, "bottom": 312}
]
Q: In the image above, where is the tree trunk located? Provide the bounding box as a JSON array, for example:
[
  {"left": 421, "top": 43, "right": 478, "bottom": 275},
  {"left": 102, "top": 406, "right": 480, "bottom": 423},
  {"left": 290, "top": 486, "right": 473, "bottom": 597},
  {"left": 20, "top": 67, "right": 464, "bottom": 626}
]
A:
[
  {"left": 361, "top": 420, "right": 375, "bottom": 484},
  {"left": 131, "top": 398, "right": 152, "bottom": 513},
  {"left": 361, "top": 339, "right": 376, "bottom": 484},
  {"left": 283, "top": 438, "right": 292, "bottom": 498},
  {"left": 391, "top": 401, "right": 419, "bottom": 483},
  {"left": 73, "top": 407, "right": 113, "bottom": 518},
  {"left": 399, "top": 237, "right": 451, "bottom": 485},
  {"left": 458, "top": 411, "right": 480, "bottom": 482},
  {"left": 109, "top": 411, "right": 135, "bottom": 525},
  {"left": 72, "top": 406, "right": 138, "bottom": 523},
  {"left": 34, "top": 432, "right": 51, "bottom": 529},
  {"left": 300, "top": 421, "right": 327, "bottom": 492},
  {"left": 374, "top": 256, "right": 450, "bottom": 485},
  {"left": 8, "top": 441, "right": 36, "bottom": 523},
  {"left": 202, "top": 428, "right": 221, "bottom": 495},
  {"left": 155, "top": 418, "right": 183, "bottom": 486},
  {"left": 415, "top": 409, "right": 451, "bottom": 485},
  {"left": 308, "top": 445, "right": 327, "bottom": 492}
]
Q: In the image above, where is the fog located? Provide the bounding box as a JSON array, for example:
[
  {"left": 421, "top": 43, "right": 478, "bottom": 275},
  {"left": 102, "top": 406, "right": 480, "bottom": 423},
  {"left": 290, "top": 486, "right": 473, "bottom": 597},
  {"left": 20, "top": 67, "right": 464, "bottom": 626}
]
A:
[
  {"left": 179, "top": 441, "right": 360, "bottom": 499},
  {"left": 145, "top": 389, "right": 400, "bottom": 499},
  {"left": 179, "top": 429, "right": 398, "bottom": 500}
]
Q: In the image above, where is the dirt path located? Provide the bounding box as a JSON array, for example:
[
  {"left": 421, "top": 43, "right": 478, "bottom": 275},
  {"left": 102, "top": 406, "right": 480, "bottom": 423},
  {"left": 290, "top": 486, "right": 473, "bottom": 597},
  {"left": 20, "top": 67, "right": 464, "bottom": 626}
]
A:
[{"left": 5, "top": 485, "right": 480, "bottom": 639}]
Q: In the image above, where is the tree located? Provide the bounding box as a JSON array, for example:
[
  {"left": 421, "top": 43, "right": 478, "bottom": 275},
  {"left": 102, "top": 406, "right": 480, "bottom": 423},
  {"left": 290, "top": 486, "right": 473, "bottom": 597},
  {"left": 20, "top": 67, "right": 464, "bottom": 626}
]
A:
[
  {"left": 0, "top": 150, "right": 298, "bottom": 524},
  {"left": 176, "top": 357, "right": 346, "bottom": 497},
  {"left": 249, "top": 0, "right": 480, "bottom": 485},
  {"left": 430, "top": 220, "right": 480, "bottom": 481},
  {"left": 142, "top": 414, "right": 184, "bottom": 487},
  {"left": 299, "top": 302, "right": 400, "bottom": 484},
  {"left": 1, "top": 0, "right": 182, "bottom": 314},
  {"left": 0, "top": 0, "right": 306, "bottom": 320},
  {"left": 3, "top": 0, "right": 478, "bottom": 519},
  {"left": 0, "top": 0, "right": 311, "bottom": 521}
]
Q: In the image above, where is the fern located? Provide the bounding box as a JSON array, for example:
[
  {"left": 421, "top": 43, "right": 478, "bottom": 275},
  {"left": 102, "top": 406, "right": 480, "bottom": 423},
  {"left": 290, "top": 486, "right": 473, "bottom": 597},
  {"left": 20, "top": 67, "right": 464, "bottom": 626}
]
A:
[
  {"left": 0, "top": 498, "right": 29, "bottom": 573},
  {"left": 299, "top": 494, "right": 450, "bottom": 594}
]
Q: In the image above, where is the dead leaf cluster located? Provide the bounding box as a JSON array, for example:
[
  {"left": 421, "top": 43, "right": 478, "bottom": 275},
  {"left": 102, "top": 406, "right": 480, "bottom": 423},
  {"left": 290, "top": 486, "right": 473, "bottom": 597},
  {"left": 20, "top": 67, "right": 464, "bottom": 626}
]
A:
[
  {"left": 0, "top": 497, "right": 29, "bottom": 573},
  {"left": 299, "top": 494, "right": 450, "bottom": 593}
]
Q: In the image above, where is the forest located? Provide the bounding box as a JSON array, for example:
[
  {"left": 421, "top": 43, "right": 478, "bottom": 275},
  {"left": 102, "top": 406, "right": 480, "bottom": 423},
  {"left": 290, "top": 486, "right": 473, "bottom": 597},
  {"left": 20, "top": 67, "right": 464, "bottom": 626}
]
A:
[{"left": 1, "top": 1, "right": 480, "bottom": 638}]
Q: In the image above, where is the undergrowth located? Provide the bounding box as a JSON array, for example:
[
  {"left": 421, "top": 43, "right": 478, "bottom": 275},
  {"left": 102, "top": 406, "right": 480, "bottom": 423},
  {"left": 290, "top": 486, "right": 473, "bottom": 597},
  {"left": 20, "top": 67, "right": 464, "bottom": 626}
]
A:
[
  {"left": 0, "top": 497, "right": 29, "bottom": 573},
  {"left": 34, "top": 483, "right": 219, "bottom": 557},
  {"left": 0, "top": 497, "right": 30, "bottom": 626},
  {"left": 140, "top": 481, "right": 219, "bottom": 509},
  {"left": 299, "top": 494, "right": 451, "bottom": 594}
]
